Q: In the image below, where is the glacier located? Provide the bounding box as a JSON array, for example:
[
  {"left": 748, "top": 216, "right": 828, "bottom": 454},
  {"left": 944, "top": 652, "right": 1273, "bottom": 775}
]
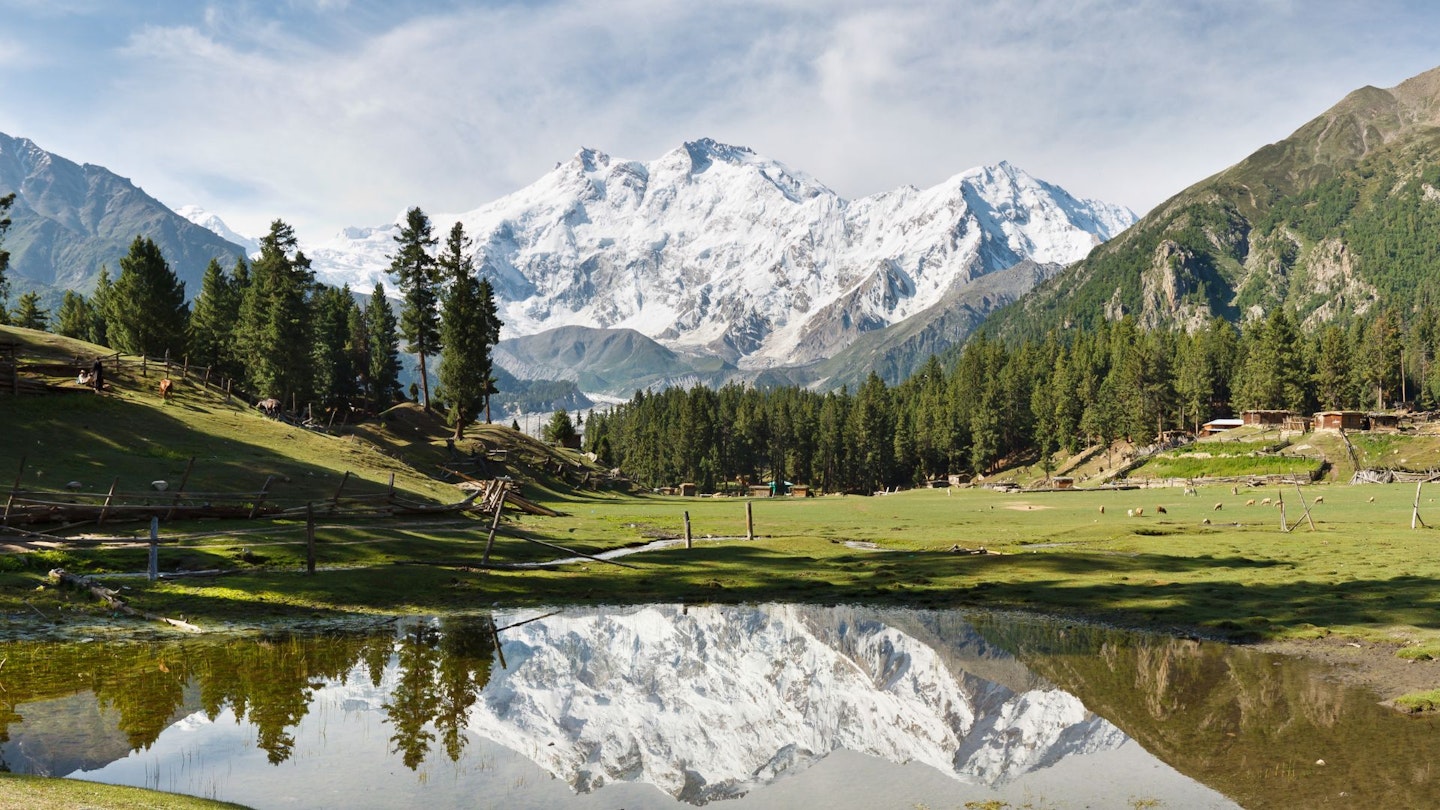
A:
[{"left": 300, "top": 139, "right": 1135, "bottom": 370}]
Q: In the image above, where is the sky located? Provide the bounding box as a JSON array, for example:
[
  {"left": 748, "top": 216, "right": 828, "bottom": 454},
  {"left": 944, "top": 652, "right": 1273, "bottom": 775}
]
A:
[{"left": 2, "top": 0, "right": 1439, "bottom": 245}]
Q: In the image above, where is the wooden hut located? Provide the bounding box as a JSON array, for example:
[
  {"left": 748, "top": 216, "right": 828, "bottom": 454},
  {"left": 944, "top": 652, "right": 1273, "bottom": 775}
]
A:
[{"left": 1314, "top": 411, "right": 1365, "bottom": 431}]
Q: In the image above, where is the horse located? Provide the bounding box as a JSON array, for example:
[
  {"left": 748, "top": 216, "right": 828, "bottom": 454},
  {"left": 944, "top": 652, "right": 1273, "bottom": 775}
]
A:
[{"left": 256, "top": 398, "right": 282, "bottom": 417}]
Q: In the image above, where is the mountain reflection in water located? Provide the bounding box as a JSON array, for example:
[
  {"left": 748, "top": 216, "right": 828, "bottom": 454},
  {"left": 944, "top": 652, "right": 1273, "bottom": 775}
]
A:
[{"left": 17, "top": 605, "right": 1417, "bottom": 808}]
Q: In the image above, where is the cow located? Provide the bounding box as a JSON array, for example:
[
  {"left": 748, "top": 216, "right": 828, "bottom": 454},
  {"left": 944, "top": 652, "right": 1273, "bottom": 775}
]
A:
[
  {"left": 158, "top": 378, "right": 174, "bottom": 402},
  {"left": 257, "top": 398, "right": 282, "bottom": 417}
]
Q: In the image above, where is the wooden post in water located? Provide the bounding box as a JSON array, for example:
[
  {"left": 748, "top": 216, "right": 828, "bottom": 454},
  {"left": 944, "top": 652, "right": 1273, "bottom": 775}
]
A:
[
  {"left": 746, "top": 501, "right": 754, "bottom": 541},
  {"left": 306, "top": 502, "right": 317, "bottom": 575},
  {"left": 684, "top": 511, "right": 692, "bottom": 549},
  {"left": 148, "top": 517, "right": 159, "bottom": 582},
  {"left": 482, "top": 501, "right": 504, "bottom": 566}
]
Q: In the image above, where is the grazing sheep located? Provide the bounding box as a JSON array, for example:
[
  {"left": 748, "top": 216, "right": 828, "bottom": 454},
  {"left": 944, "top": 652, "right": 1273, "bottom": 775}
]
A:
[
  {"left": 1261, "top": 497, "right": 1272, "bottom": 506},
  {"left": 1134, "top": 507, "right": 1144, "bottom": 517},
  {"left": 1369, "top": 496, "right": 1376, "bottom": 503},
  {"left": 1184, "top": 487, "right": 1198, "bottom": 497},
  {"left": 1232, "top": 486, "right": 1240, "bottom": 495},
  {"left": 1313, "top": 496, "right": 1324, "bottom": 504},
  {"left": 1202, "top": 518, "right": 1212, "bottom": 525},
  {"left": 151, "top": 480, "right": 169, "bottom": 492},
  {"left": 1126, "top": 508, "right": 1134, "bottom": 517},
  {"left": 1156, "top": 505, "right": 1167, "bottom": 514},
  {"left": 1213, "top": 502, "right": 1224, "bottom": 511},
  {"left": 1098, "top": 505, "right": 1105, "bottom": 514},
  {"left": 1245, "top": 499, "right": 1256, "bottom": 506}
]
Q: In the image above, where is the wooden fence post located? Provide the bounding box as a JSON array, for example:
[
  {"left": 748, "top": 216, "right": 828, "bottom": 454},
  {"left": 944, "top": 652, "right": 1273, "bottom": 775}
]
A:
[
  {"left": 2, "top": 455, "right": 25, "bottom": 527},
  {"left": 306, "top": 503, "right": 316, "bottom": 575},
  {"left": 332, "top": 470, "right": 351, "bottom": 508},
  {"left": 482, "top": 501, "right": 504, "bottom": 565},
  {"left": 97, "top": 478, "right": 119, "bottom": 527},
  {"left": 248, "top": 476, "right": 274, "bottom": 519},
  {"left": 165, "top": 457, "right": 196, "bottom": 521},
  {"left": 684, "top": 511, "right": 692, "bottom": 549},
  {"left": 746, "top": 501, "right": 754, "bottom": 541},
  {"left": 148, "top": 517, "right": 159, "bottom": 582}
]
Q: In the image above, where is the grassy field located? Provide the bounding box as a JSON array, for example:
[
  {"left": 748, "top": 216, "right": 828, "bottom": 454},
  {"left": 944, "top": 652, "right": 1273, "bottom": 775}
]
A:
[{"left": 9, "top": 325, "right": 1440, "bottom": 807}]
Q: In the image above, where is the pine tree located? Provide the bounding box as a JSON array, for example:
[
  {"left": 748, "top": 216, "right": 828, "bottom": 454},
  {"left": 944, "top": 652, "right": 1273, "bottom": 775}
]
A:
[
  {"left": 476, "top": 277, "right": 502, "bottom": 422},
  {"left": 107, "top": 236, "right": 189, "bottom": 357},
  {"left": 543, "top": 409, "right": 577, "bottom": 446},
  {"left": 364, "top": 282, "right": 402, "bottom": 412},
  {"left": 235, "top": 221, "right": 315, "bottom": 403},
  {"left": 54, "top": 291, "right": 93, "bottom": 339},
  {"left": 437, "top": 222, "right": 487, "bottom": 438},
  {"left": 11, "top": 291, "right": 47, "bottom": 330},
  {"left": 188, "top": 258, "right": 243, "bottom": 376},
  {"left": 89, "top": 267, "right": 114, "bottom": 346},
  {"left": 389, "top": 207, "right": 441, "bottom": 411},
  {"left": 312, "top": 285, "right": 359, "bottom": 408}
]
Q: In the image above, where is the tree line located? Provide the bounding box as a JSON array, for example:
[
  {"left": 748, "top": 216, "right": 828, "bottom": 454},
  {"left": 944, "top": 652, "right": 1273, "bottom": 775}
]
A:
[
  {"left": 5, "top": 209, "right": 502, "bottom": 437},
  {"left": 584, "top": 305, "right": 1434, "bottom": 493}
]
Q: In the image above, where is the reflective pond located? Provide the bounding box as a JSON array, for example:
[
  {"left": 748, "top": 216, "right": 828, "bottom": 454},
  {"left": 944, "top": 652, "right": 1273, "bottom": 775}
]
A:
[{"left": 2, "top": 605, "right": 1436, "bottom": 808}]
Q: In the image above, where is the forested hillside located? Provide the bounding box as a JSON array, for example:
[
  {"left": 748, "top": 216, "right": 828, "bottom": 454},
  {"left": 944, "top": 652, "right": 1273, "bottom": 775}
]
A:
[{"left": 584, "top": 302, "right": 1429, "bottom": 493}]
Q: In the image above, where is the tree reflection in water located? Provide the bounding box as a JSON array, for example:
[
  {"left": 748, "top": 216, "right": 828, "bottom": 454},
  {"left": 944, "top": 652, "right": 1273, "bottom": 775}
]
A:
[{"left": 0, "top": 615, "right": 497, "bottom": 771}]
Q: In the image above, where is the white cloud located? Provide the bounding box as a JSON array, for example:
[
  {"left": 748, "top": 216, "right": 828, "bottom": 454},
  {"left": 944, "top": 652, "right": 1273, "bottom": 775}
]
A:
[{"left": 4, "top": 0, "right": 1438, "bottom": 242}]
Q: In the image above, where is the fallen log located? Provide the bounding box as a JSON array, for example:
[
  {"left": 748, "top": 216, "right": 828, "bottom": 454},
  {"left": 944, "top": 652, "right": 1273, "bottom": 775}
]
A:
[{"left": 47, "top": 568, "right": 203, "bottom": 633}]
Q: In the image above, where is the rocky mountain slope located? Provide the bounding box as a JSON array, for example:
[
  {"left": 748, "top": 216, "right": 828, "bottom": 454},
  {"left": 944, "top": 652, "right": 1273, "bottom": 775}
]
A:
[
  {"left": 987, "top": 64, "right": 1440, "bottom": 341},
  {"left": 0, "top": 132, "right": 245, "bottom": 304},
  {"left": 306, "top": 139, "right": 1134, "bottom": 387}
]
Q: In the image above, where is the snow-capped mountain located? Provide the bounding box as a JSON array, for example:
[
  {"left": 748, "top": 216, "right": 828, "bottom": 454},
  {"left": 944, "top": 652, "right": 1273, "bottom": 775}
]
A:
[
  {"left": 305, "top": 139, "right": 1135, "bottom": 370},
  {"left": 471, "top": 604, "right": 1126, "bottom": 803},
  {"left": 175, "top": 205, "right": 261, "bottom": 256}
]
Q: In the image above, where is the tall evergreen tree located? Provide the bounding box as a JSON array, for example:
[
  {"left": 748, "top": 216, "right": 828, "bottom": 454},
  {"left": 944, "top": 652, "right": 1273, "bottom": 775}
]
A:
[
  {"left": 312, "top": 285, "right": 359, "bottom": 408},
  {"left": 235, "top": 221, "right": 315, "bottom": 403},
  {"left": 437, "top": 223, "right": 488, "bottom": 438},
  {"left": 188, "top": 258, "right": 243, "bottom": 376},
  {"left": 107, "top": 236, "right": 189, "bottom": 357},
  {"left": 89, "top": 267, "right": 114, "bottom": 347},
  {"left": 11, "top": 291, "right": 47, "bottom": 331},
  {"left": 364, "top": 282, "right": 402, "bottom": 412},
  {"left": 54, "top": 291, "right": 93, "bottom": 340},
  {"left": 388, "top": 207, "right": 441, "bottom": 411}
]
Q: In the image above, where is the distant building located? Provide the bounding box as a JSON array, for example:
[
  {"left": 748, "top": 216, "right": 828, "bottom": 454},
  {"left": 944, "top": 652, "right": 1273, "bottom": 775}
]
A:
[
  {"left": 1314, "top": 411, "right": 1365, "bottom": 431},
  {"left": 1201, "top": 418, "right": 1244, "bottom": 435},
  {"left": 1242, "top": 409, "right": 1290, "bottom": 426}
]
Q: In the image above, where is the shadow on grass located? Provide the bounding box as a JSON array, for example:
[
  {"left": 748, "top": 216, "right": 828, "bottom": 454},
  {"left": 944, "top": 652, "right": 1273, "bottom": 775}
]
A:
[
  {"left": 106, "top": 535, "right": 1440, "bottom": 643},
  {"left": 1, "top": 393, "right": 432, "bottom": 507}
]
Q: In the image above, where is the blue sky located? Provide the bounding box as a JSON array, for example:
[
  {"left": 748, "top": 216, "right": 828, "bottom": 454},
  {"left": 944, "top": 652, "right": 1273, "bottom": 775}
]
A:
[{"left": 2, "top": 0, "right": 1438, "bottom": 243}]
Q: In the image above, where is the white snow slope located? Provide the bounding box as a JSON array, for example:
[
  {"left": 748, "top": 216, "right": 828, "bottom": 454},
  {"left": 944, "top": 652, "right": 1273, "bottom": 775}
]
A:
[{"left": 302, "top": 140, "right": 1134, "bottom": 369}]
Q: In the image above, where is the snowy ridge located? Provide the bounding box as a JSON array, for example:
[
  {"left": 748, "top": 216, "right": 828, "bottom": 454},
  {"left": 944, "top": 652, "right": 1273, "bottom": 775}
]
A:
[
  {"left": 472, "top": 605, "right": 1126, "bottom": 803},
  {"left": 175, "top": 205, "right": 261, "bottom": 257},
  {"left": 304, "top": 140, "right": 1134, "bottom": 369}
]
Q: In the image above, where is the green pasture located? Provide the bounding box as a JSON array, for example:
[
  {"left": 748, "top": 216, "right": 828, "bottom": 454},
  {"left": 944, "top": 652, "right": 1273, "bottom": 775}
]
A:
[{"left": 12, "top": 480, "right": 1440, "bottom": 658}]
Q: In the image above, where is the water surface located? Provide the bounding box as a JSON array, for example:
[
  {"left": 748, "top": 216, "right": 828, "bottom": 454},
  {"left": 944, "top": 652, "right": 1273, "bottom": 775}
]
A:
[{"left": 2, "top": 605, "right": 1434, "bottom": 808}]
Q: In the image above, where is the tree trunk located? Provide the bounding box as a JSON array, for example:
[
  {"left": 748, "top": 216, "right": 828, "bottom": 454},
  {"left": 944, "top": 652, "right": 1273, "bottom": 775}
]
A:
[{"left": 419, "top": 351, "right": 432, "bottom": 411}]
